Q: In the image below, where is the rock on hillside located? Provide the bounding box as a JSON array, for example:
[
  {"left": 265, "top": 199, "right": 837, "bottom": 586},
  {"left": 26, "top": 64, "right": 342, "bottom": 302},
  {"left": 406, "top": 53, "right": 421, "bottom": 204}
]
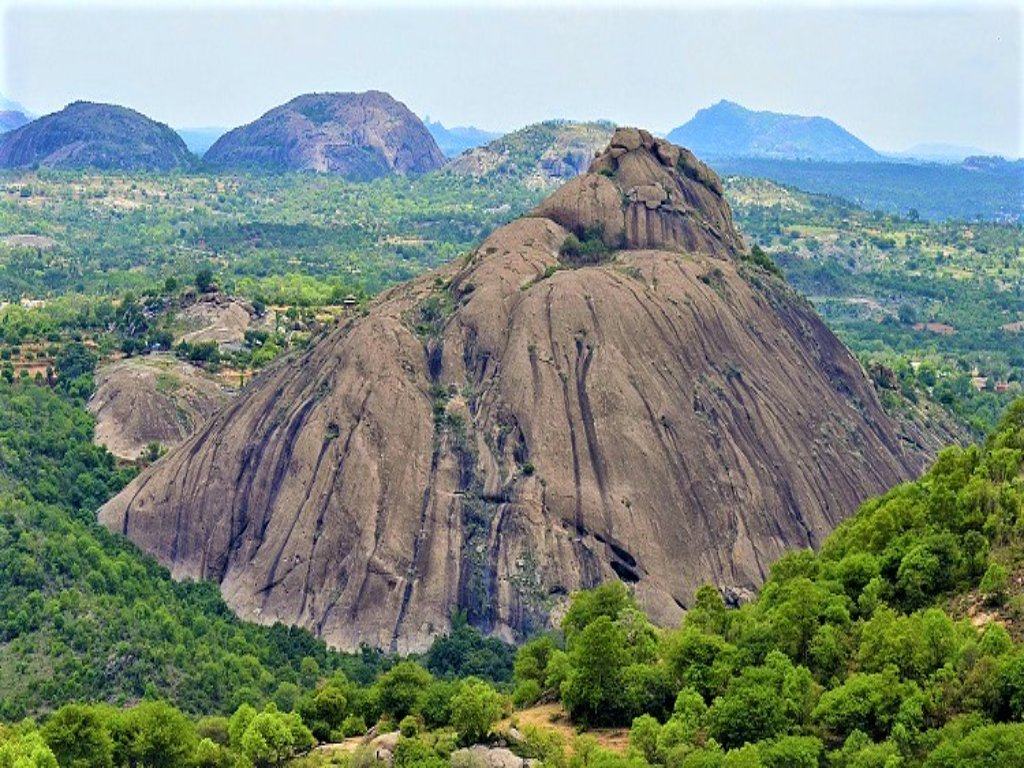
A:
[
  {"left": 89, "top": 355, "right": 233, "bottom": 461},
  {"left": 175, "top": 292, "right": 275, "bottom": 349},
  {"left": 0, "top": 102, "right": 194, "bottom": 171},
  {"left": 447, "top": 121, "right": 615, "bottom": 189},
  {"left": 204, "top": 91, "right": 446, "bottom": 179},
  {"left": 101, "top": 129, "right": 936, "bottom": 652}
]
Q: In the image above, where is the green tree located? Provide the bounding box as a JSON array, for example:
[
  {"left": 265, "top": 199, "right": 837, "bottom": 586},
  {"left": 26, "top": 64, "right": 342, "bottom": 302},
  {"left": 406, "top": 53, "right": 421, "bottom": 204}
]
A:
[
  {"left": 375, "top": 662, "right": 433, "bottom": 721},
  {"left": 561, "top": 615, "right": 627, "bottom": 726},
  {"left": 239, "top": 709, "right": 313, "bottom": 768},
  {"left": 41, "top": 705, "right": 114, "bottom": 768},
  {"left": 449, "top": 678, "right": 503, "bottom": 745},
  {"left": 924, "top": 722, "right": 1024, "bottom": 768},
  {"left": 0, "top": 725, "right": 58, "bottom": 768},
  {"left": 298, "top": 678, "right": 348, "bottom": 740},
  {"left": 628, "top": 714, "right": 661, "bottom": 764},
  {"left": 195, "top": 268, "right": 215, "bottom": 293},
  {"left": 113, "top": 701, "right": 197, "bottom": 768},
  {"left": 980, "top": 563, "right": 1009, "bottom": 605}
]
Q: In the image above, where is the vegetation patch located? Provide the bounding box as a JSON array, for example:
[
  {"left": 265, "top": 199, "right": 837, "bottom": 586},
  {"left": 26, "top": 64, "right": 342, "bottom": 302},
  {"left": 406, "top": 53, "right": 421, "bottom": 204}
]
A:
[{"left": 559, "top": 226, "right": 613, "bottom": 266}]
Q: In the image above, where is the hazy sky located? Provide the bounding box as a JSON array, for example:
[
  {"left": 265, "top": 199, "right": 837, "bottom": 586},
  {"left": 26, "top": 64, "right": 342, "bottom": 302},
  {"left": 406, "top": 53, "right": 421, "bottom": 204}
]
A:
[{"left": 1, "top": 0, "right": 1021, "bottom": 156}]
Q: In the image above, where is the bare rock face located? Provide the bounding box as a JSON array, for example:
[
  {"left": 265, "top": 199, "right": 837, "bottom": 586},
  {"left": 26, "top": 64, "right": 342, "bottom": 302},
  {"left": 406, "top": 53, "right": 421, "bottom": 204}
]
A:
[
  {"left": 89, "top": 355, "right": 233, "bottom": 461},
  {"left": 203, "top": 91, "right": 446, "bottom": 180},
  {"left": 534, "top": 128, "right": 743, "bottom": 257},
  {"left": 100, "top": 132, "right": 933, "bottom": 652},
  {"left": 175, "top": 292, "right": 275, "bottom": 349}
]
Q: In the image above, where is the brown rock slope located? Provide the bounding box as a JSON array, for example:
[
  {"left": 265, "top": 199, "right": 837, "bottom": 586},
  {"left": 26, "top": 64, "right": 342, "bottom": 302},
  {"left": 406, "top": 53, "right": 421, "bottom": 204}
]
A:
[
  {"left": 89, "top": 355, "right": 233, "bottom": 461},
  {"left": 101, "top": 129, "right": 935, "bottom": 652}
]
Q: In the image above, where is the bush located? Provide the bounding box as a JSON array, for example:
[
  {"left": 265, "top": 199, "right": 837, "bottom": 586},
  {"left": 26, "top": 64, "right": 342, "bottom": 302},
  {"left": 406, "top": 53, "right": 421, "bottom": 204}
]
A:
[
  {"left": 399, "top": 715, "right": 420, "bottom": 738},
  {"left": 512, "top": 679, "right": 542, "bottom": 709},
  {"left": 559, "top": 226, "right": 612, "bottom": 265},
  {"left": 980, "top": 563, "right": 1009, "bottom": 605},
  {"left": 340, "top": 715, "right": 367, "bottom": 739},
  {"left": 629, "top": 714, "right": 661, "bottom": 763}
]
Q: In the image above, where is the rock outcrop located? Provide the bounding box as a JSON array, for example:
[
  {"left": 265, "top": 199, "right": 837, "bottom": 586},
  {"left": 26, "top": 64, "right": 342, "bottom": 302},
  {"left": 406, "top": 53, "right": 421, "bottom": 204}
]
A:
[
  {"left": 89, "top": 355, "right": 233, "bottom": 461},
  {"left": 0, "top": 102, "right": 194, "bottom": 172},
  {"left": 203, "top": 91, "right": 446, "bottom": 179},
  {"left": 100, "top": 130, "right": 936, "bottom": 652},
  {"left": 534, "top": 128, "right": 743, "bottom": 256}
]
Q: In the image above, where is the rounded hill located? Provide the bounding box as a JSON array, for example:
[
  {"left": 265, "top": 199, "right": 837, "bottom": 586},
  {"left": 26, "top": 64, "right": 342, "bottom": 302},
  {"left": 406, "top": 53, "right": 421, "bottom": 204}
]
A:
[
  {"left": 203, "top": 91, "right": 446, "bottom": 179},
  {"left": 0, "top": 101, "right": 194, "bottom": 172}
]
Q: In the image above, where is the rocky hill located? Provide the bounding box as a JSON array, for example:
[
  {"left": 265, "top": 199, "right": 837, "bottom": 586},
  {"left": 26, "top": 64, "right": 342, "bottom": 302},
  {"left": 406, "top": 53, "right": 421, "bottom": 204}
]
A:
[
  {"left": 668, "top": 100, "right": 879, "bottom": 162},
  {"left": 446, "top": 120, "right": 615, "bottom": 189},
  {"left": 101, "top": 129, "right": 937, "bottom": 652},
  {"left": 89, "top": 355, "right": 233, "bottom": 461},
  {"left": 204, "top": 91, "right": 446, "bottom": 179},
  {"left": 0, "top": 102, "right": 194, "bottom": 171}
]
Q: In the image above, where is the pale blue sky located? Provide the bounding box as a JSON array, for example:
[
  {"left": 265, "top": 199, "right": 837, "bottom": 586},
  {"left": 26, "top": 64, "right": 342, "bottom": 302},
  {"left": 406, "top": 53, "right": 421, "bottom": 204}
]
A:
[{"left": 1, "top": 0, "right": 1021, "bottom": 156}]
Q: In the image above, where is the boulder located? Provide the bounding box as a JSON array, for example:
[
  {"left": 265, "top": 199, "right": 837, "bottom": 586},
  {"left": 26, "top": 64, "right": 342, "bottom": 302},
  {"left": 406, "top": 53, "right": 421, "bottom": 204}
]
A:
[{"left": 450, "top": 746, "right": 539, "bottom": 768}]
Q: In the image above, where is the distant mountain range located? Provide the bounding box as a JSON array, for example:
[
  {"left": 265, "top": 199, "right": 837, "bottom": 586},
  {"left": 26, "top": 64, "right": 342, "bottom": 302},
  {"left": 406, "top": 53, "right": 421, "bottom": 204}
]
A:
[
  {"left": 424, "top": 118, "right": 500, "bottom": 157},
  {"left": 0, "top": 110, "right": 30, "bottom": 133},
  {"left": 0, "top": 93, "right": 31, "bottom": 134},
  {"left": 0, "top": 91, "right": 1015, "bottom": 220},
  {"left": 667, "top": 100, "right": 880, "bottom": 162}
]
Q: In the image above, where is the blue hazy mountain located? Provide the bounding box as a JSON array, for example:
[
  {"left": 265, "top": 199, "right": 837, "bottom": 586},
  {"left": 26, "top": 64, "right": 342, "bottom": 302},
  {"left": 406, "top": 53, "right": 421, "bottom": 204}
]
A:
[
  {"left": 175, "top": 126, "right": 227, "bottom": 155},
  {"left": 0, "top": 93, "right": 31, "bottom": 133},
  {"left": 668, "top": 100, "right": 880, "bottom": 162},
  {"left": 424, "top": 118, "right": 501, "bottom": 157}
]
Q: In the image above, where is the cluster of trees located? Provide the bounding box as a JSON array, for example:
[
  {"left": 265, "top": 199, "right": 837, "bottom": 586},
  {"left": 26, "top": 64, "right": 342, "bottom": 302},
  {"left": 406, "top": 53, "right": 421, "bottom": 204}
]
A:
[
  {"left": 504, "top": 399, "right": 1024, "bottom": 766},
  {"left": 0, "top": 375, "right": 393, "bottom": 720},
  {"left": 0, "top": 663, "right": 512, "bottom": 767}
]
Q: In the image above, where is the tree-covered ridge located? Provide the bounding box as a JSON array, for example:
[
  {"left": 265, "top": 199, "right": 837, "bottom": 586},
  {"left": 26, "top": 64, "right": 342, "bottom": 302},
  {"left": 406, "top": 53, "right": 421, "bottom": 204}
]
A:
[
  {"left": 0, "top": 377, "right": 394, "bottom": 720},
  {"left": 715, "top": 155, "right": 1023, "bottom": 222}
]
